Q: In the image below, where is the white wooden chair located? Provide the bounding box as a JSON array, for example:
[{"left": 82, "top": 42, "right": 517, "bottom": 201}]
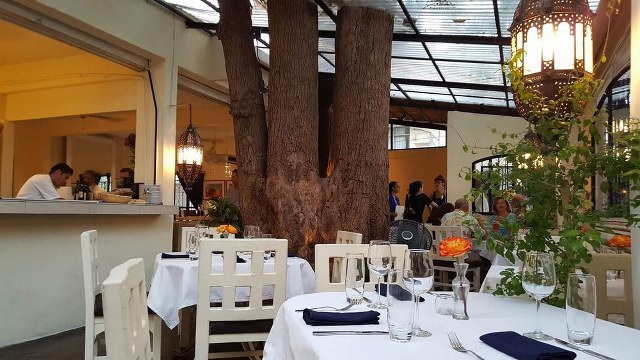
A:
[
  {"left": 194, "top": 238, "right": 288, "bottom": 359},
  {"left": 180, "top": 226, "right": 196, "bottom": 252},
  {"left": 583, "top": 253, "right": 634, "bottom": 327},
  {"left": 315, "top": 243, "right": 408, "bottom": 292},
  {"left": 81, "top": 230, "right": 162, "bottom": 360},
  {"left": 81, "top": 230, "right": 106, "bottom": 360},
  {"left": 102, "top": 258, "right": 152, "bottom": 360},
  {"left": 428, "top": 225, "right": 481, "bottom": 291},
  {"left": 331, "top": 231, "right": 363, "bottom": 282}
]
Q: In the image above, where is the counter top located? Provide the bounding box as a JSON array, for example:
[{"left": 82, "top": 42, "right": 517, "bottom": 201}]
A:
[{"left": 0, "top": 199, "right": 178, "bottom": 215}]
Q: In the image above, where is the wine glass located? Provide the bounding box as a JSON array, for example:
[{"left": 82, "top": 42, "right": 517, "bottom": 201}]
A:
[
  {"left": 367, "top": 240, "right": 392, "bottom": 309},
  {"left": 521, "top": 251, "right": 556, "bottom": 340},
  {"left": 403, "top": 249, "right": 434, "bottom": 337}
]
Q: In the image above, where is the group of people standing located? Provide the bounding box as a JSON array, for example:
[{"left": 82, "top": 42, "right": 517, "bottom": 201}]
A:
[{"left": 389, "top": 175, "right": 447, "bottom": 223}]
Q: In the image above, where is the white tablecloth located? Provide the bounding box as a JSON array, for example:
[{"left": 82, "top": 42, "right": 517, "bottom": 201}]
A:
[
  {"left": 264, "top": 292, "right": 640, "bottom": 360},
  {"left": 479, "top": 265, "right": 518, "bottom": 293},
  {"left": 147, "top": 254, "right": 315, "bottom": 329}
]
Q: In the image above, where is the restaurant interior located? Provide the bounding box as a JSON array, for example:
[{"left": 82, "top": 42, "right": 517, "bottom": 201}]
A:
[{"left": 0, "top": 0, "right": 638, "bottom": 359}]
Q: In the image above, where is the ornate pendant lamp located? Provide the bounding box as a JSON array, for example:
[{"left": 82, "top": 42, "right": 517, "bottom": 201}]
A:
[
  {"left": 510, "top": 0, "right": 594, "bottom": 121},
  {"left": 176, "top": 104, "right": 203, "bottom": 190}
]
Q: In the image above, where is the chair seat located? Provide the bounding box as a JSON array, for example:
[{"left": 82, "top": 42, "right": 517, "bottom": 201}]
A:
[
  {"left": 94, "top": 293, "right": 156, "bottom": 317},
  {"left": 209, "top": 319, "right": 273, "bottom": 335}
]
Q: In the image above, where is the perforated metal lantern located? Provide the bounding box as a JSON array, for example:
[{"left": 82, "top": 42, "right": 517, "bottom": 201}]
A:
[
  {"left": 510, "top": 0, "right": 594, "bottom": 121},
  {"left": 176, "top": 121, "right": 203, "bottom": 191}
]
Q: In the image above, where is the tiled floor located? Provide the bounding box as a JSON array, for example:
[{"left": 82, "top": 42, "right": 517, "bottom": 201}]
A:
[{"left": 0, "top": 328, "right": 84, "bottom": 360}]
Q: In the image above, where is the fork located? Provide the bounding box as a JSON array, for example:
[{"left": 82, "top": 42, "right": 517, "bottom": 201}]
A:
[
  {"left": 294, "top": 303, "right": 355, "bottom": 312},
  {"left": 447, "top": 332, "right": 486, "bottom": 360}
]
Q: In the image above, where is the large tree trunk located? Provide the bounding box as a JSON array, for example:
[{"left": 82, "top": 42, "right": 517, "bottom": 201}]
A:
[
  {"left": 218, "top": 0, "right": 272, "bottom": 230},
  {"left": 328, "top": 6, "right": 393, "bottom": 241},
  {"left": 266, "top": 0, "right": 320, "bottom": 259},
  {"left": 217, "top": 2, "right": 393, "bottom": 262}
]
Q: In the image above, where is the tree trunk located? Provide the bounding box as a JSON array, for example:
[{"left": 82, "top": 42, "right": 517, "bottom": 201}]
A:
[
  {"left": 329, "top": 6, "right": 393, "bottom": 241},
  {"left": 266, "top": 0, "right": 320, "bottom": 259},
  {"left": 218, "top": 0, "right": 272, "bottom": 230}
]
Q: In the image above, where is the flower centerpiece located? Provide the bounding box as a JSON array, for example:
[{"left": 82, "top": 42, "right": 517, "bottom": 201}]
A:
[
  {"left": 438, "top": 236, "right": 472, "bottom": 320},
  {"left": 203, "top": 197, "right": 243, "bottom": 236}
]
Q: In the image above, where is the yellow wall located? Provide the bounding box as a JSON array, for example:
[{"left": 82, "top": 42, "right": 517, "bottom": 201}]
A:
[{"left": 388, "top": 147, "right": 447, "bottom": 202}]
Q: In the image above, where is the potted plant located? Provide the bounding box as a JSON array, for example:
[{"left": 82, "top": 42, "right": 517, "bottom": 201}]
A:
[
  {"left": 463, "top": 52, "right": 640, "bottom": 306},
  {"left": 203, "top": 197, "right": 243, "bottom": 237}
]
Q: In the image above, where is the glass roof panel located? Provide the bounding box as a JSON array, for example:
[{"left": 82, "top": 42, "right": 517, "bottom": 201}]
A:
[
  {"left": 395, "top": 84, "right": 450, "bottom": 94},
  {"left": 455, "top": 96, "right": 508, "bottom": 107},
  {"left": 318, "top": 38, "right": 335, "bottom": 53},
  {"left": 391, "top": 90, "right": 407, "bottom": 99},
  {"left": 435, "top": 61, "right": 504, "bottom": 85},
  {"left": 426, "top": 43, "right": 501, "bottom": 63},
  {"left": 408, "top": 0, "right": 499, "bottom": 36},
  {"left": 405, "top": 92, "right": 454, "bottom": 103},
  {"left": 392, "top": 41, "right": 429, "bottom": 59},
  {"left": 451, "top": 89, "right": 506, "bottom": 98},
  {"left": 319, "top": 56, "right": 335, "bottom": 73},
  {"left": 391, "top": 58, "right": 440, "bottom": 81},
  {"left": 320, "top": 53, "right": 336, "bottom": 67}
]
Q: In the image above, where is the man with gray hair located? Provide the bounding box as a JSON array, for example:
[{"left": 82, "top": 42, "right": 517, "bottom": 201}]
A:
[{"left": 441, "top": 198, "right": 485, "bottom": 239}]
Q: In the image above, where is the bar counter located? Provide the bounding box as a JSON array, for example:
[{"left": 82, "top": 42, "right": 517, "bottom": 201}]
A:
[{"left": 0, "top": 199, "right": 178, "bottom": 347}]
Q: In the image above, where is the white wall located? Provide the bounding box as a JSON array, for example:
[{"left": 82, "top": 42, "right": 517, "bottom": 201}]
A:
[{"left": 446, "top": 111, "right": 529, "bottom": 202}]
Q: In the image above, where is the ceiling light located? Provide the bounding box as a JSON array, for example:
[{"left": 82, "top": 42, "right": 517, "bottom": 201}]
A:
[{"left": 176, "top": 104, "right": 204, "bottom": 190}]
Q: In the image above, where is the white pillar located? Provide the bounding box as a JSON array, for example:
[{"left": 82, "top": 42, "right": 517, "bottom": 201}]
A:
[{"left": 630, "top": 0, "right": 640, "bottom": 330}]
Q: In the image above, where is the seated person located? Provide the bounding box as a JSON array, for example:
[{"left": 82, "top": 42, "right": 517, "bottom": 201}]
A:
[
  {"left": 490, "top": 196, "right": 517, "bottom": 236},
  {"left": 16, "top": 163, "right": 74, "bottom": 200},
  {"left": 111, "top": 167, "right": 135, "bottom": 196},
  {"left": 81, "top": 170, "right": 107, "bottom": 199}
]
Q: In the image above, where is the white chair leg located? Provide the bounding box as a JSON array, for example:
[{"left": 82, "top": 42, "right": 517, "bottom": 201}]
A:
[{"left": 149, "top": 313, "right": 162, "bottom": 360}]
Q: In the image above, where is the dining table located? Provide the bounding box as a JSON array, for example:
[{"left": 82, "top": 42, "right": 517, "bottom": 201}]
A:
[
  {"left": 147, "top": 252, "right": 316, "bottom": 329},
  {"left": 264, "top": 291, "right": 640, "bottom": 360}
]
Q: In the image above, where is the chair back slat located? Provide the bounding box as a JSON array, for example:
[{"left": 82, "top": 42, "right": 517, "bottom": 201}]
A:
[
  {"left": 103, "top": 258, "right": 152, "bottom": 360},
  {"left": 583, "top": 253, "right": 634, "bottom": 327},
  {"left": 315, "top": 243, "right": 408, "bottom": 292}
]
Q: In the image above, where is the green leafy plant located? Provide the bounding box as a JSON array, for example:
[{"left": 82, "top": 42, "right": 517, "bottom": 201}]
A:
[
  {"left": 203, "top": 197, "right": 243, "bottom": 234},
  {"left": 463, "top": 51, "right": 640, "bottom": 306}
]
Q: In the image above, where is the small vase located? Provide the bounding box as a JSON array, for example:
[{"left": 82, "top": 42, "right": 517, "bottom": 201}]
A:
[{"left": 452, "top": 262, "right": 470, "bottom": 320}]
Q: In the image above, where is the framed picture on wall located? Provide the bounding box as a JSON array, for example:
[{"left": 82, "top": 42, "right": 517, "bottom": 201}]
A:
[{"left": 204, "top": 180, "right": 225, "bottom": 199}]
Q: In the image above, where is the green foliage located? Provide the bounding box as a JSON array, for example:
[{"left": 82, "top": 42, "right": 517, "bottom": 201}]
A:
[
  {"left": 203, "top": 197, "right": 243, "bottom": 233},
  {"left": 463, "top": 51, "right": 640, "bottom": 307}
]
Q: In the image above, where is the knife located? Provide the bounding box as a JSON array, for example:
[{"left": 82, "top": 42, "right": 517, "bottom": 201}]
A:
[
  {"left": 553, "top": 337, "right": 616, "bottom": 360},
  {"left": 313, "top": 330, "right": 388, "bottom": 336}
]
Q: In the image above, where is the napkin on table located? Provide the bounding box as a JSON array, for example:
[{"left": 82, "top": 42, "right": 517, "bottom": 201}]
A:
[
  {"left": 302, "top": 309, "right": 380, "bottom": 326},
  {"left": 480, "top": 331, "right": 576, "bottom": 360},
  {"left": 161, "top": 253, "right": 189, "bottom": 259},
  {"left": 375, "top": 283, "right": 425, "bottom": 302}
]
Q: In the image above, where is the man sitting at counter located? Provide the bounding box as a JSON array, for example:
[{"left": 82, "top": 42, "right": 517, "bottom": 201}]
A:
[{"left": 16, "top": 163, "right": 74, "bottom": 200}]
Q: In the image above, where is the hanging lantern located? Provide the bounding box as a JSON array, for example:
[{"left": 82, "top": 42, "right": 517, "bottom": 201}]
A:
[
  {"left": 176, "top": 105, "right": 203, "bottom": 190},
  {"left": 510, "top": 0, "right": 594, "bottom": 121}
]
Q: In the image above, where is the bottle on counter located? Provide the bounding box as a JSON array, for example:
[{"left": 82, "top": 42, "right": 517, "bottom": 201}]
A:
[{"left": 74, "top": 175, "right": 89, "bottom": 200}]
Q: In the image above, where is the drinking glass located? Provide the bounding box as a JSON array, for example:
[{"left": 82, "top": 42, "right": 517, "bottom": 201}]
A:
[
  {"left": 244, "top": 225, "right": 260, "bottom": 238},
  {"left": 345, "top": 253, "right": 365, "bottom": 304},
  {"left": 403, "top": 249, "right": 434, "bottom": 337},
  {"left": 367, "top": 240, "right": 392, "bottom": 309},
  {"left": 521, "top": 251, "right": 556, "bottom": 340},
  {"left": 566, "top": 273, "right": 597, "bottom": 345},
  {"left": 386, "top": 269, "right": 415, "bottom": 342}
]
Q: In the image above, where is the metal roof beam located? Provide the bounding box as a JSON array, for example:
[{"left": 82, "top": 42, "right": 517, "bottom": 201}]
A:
[
  {"left": 391, "top": 78, "right": 509, "bottom": 92},
  {"left": 391, "top": 98, "right": 520, "bottom": 117}
]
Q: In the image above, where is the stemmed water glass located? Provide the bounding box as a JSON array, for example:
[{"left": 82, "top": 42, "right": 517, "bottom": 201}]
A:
[
  {"left": 367, "top": 240, "right": 392, "bottom": 309},
  {"left": 403, "top": 249, "right": 434, "bottom": 337},
  {"left": 521, "top": 251, "right": 556, "bottom": 340}
]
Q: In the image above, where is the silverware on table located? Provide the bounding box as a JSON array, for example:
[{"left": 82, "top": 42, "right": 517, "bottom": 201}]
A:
[
  {"left": 313, "top": 331, "right": 388, "bottom": 336},
  {"left": 553, "top": 337, "right": 616, "bottom": 360},
  {"left": 294, "top": 303, "right": 355, "bottom": 312},
  {"left": 447, "top": 332, "right": 486, "bottom": 360}
]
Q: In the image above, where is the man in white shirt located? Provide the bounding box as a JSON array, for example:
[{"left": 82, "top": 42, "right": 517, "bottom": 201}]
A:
[{"left": 16, "top": 163, "right": 74, "bottom": 200}]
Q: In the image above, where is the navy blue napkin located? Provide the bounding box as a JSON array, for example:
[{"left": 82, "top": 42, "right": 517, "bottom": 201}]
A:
[
  {"left": 375, "top": 283, "right": 425, "bottom": 302},
  {"left": 480, "top": 331, "right": 576, "bottom": 360},
  {"left": 161, "top": 253, "right": 189, "bottom": 259},
  {"left": 302, "top": 309, "right": 380, "bottom": 326}
]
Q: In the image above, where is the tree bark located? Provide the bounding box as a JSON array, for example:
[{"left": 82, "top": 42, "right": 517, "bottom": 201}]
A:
[
  {"left": 329, "top": 6, "right": 393, "bottom": 241},
  {"left": 218, "top": 0, "right": 272, "bottom": 230}
]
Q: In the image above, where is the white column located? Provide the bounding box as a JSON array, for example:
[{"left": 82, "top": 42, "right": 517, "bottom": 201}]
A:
[{"left": 631, "top": 0, "right": 640, "bottom": 330}]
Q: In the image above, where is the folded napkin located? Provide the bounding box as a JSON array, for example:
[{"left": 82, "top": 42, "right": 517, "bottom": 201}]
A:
[
  {"left": 161, "top": 253, "right": 189, "bottom": 259},
  {"left": 302, "top": 309, "right": 380, "bottom": 326},
  {"left": 375, "top": 283, "right": 425, "bottom": 302},
  {"left": 480, "top": 331, "right": 576, "bottom": 360}
]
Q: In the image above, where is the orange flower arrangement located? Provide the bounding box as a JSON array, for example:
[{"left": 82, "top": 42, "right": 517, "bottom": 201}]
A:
[
  {"left": 216, "top": 224, "right": 238, "bottom": 234},
  {"left": 607, "top": 234, "right": 631, "bottom": 248},
  {"left": 438, "top": 236, "right": 472, "bottom": 262}
]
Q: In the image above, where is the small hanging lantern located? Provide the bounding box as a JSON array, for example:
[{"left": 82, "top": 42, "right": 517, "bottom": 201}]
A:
[
  {"left": 510, "top": 0, "right": 594, "bottom": 121},
  {"left": 176, "top": 104, "right": 203, "bottom": 190}
]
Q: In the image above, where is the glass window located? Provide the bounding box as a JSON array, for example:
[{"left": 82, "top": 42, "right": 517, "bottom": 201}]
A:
[
  {"left": 471, "top": 156, "right": 513, "bottom": 214},
  {"left": 388, "top": 124, "right": 446, "bottom": 149},
  {"left": 174, "top": 174, "right": 195, "bottom": 210}
]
